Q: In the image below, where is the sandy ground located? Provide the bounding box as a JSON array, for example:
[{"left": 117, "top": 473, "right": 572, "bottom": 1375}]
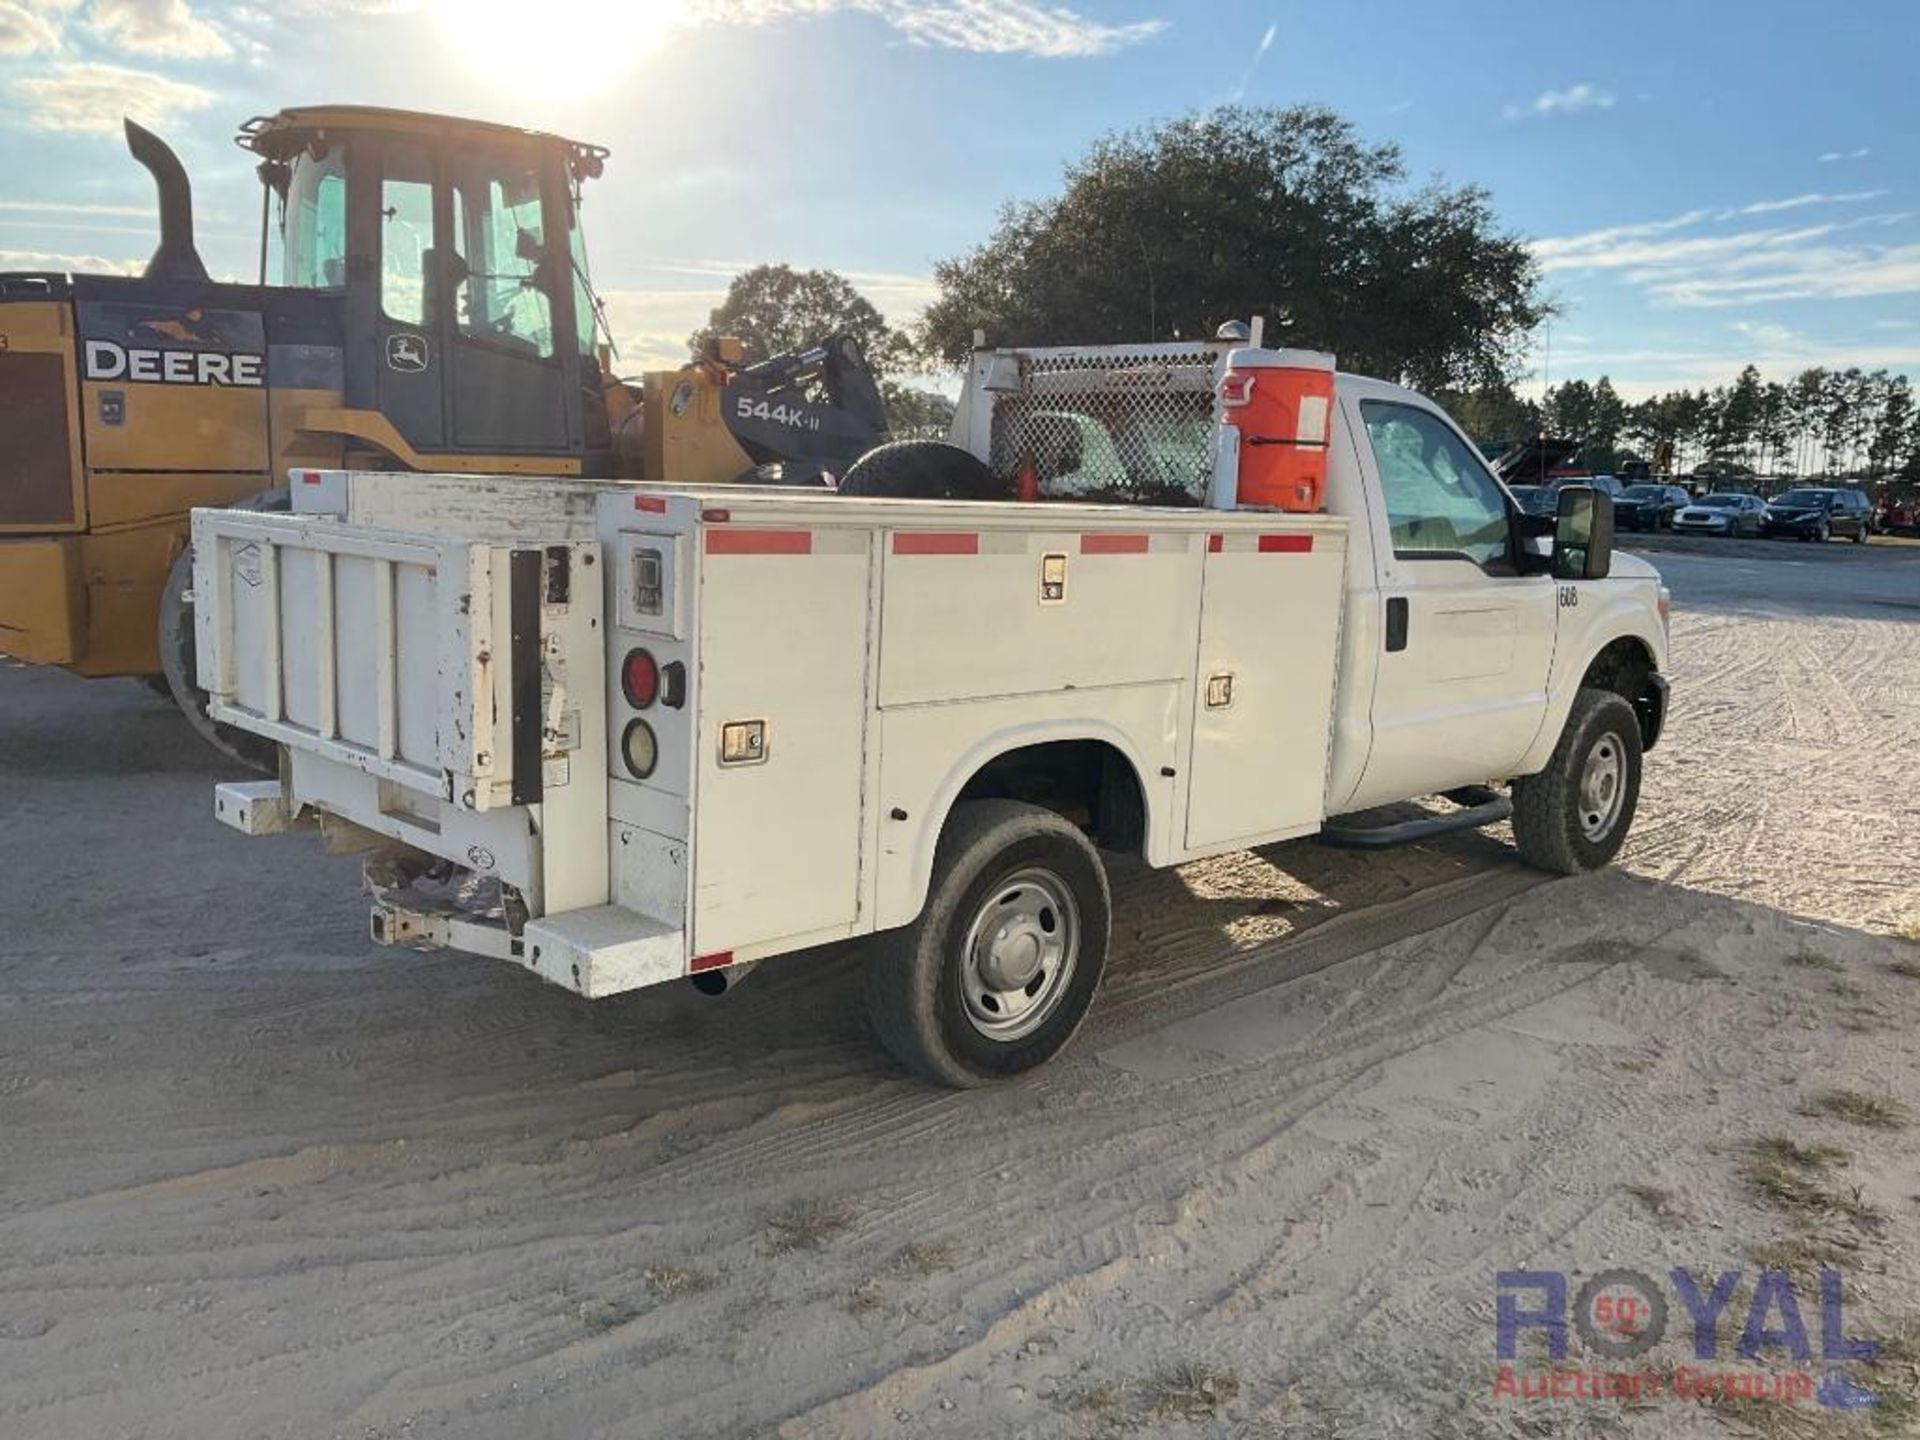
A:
[{"left": 3, "top": 536, "right": 1919, "bottom": 1440}]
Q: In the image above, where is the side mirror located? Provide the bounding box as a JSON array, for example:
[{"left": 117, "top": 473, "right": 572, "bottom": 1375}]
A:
[{"left": 1552, "top": 485, "right": 1613, "bottom": 581}]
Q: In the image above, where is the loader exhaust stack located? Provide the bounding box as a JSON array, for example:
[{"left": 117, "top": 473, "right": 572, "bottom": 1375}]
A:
[{"left": 125, "top": 118, "right": 209, "bottom": 284}]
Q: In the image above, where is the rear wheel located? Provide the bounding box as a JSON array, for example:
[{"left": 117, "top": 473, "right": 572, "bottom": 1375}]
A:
[
  {"left": 1511, "top": 687, "right": 1643, "bottom": 876},
  {"left": 1816, "top": 520, "right": 1830, "bottom": 543},
  {"left": 158, "top": 489, "right": 288, "bottom": 773},
  {"left": 838, "top": 440, "right": 1009, "bottom": 501},
  {"left": 865, "top": 800, "right": 1110, "bottom": 1087}
]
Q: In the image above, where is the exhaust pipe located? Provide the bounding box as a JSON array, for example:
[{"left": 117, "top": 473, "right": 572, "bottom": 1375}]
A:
[
  {"left": 124, "top": 118, "right": 209, "bottom": 283},
  {"left": 689, "top": 961, "right": 759, "bottom": 997}
]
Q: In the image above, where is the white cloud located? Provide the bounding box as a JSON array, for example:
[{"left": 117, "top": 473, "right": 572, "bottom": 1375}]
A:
[
  {"left": 11, "top": 62, "right": 217, "bottom": 135},
  {"left": 1735, "top": 189, "right": 1888, "bottom": 215},
  {"left": 1226, "top": 19, "right": 1277, "bottom": 102},
  {"left": 0, "top": 198, "right": 155, "bottom": 217},
  {"left": 1817, "top": 147, "right": 1871, "bottom": 163},
  {"left": 1533, "top": 193, "right": 1920, "bottom": 311},
  {"left": 0, "top": 245, "right": 144, "bottom": 274},
  {"left": 1504, "top": 82, "right": 1614, "bottom": 121},
  {"left": 88, "top": 0, "right": 231, "bottom": 56},
  {"left": 0, "top": 1, "right": 63, "bottom": 54},
  {"left": 687, "top": 0, "right": 1165, "bottom": 56}
]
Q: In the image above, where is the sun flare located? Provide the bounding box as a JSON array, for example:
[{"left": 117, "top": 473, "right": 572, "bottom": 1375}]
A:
[{"left": 433, "top": 0, "right": 682, "bottom": 97}]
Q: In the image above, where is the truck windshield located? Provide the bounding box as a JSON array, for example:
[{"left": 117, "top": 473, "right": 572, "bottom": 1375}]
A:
[{"left": 281, "top": 143, "right": 347, "bottom": 290}]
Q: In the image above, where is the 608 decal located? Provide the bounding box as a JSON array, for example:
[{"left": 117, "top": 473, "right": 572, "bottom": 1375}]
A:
[{"left": 1558, "top": 585, "right": 1580, "bottom": 608}]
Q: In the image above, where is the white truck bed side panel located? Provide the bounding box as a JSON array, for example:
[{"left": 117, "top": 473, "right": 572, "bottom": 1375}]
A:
[
  {"left": 691, "top": 526, "right": 874, "bottom": 957},
  {"left": 878, "top": 526, "right": 1200, "bottom": 706},
  {"left": 1183, "top": 529, "right": 1348, "bottom": 849},
  {"left": 872, "top": 683, "right": 1184, "bottom": 931}
]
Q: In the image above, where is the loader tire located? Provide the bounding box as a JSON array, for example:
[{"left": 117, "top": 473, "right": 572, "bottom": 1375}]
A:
[
  {"left": 1511, "top": 687, "right": 1642, "bottom": 876},
  {"left": 838, "top": 440, "right": 1009, "bottom": 501},
  {"left": 158, "top": 489, "right": 289, "bottom": 775},
  {"left": 865, "top": 800, "right": 1109, "bottom": 1087}
]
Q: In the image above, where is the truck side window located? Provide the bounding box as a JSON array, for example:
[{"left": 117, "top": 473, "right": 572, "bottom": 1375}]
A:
[{"left": 1360, "top": 401, "right": 1511, "bottom": 567}]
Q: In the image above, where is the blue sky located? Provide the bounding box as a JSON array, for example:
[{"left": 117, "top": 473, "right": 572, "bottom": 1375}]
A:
[{"left": 2, "top": 0, "right": 1914, "bottom": 397}]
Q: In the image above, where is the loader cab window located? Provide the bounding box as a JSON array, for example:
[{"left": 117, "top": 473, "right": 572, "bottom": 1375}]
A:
[
  {"left": 567, "top": 201, "right": 597, "bottom": 358},
  {"left": 379, "top": 143, "right": 434, "bottom": 327},
  {"left": 450, "top": 155, "right": 555, "bottom": 361},
  {"left": 1361, "top": 401, "right": 1511, "bottom": 568},
  {"left": 282, "top": 143, "right": 347, "bottom": 290}
]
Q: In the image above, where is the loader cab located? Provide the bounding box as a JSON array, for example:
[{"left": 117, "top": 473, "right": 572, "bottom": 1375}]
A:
[{"left": 241, "top": 106, "right": 610, "bottom": 472}]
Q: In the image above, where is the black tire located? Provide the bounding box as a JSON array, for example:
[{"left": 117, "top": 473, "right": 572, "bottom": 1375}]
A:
[
  {"left": 865, "top": 800, "right": 1110, "bottom": 1087},
  {"left": 838, "top": 440, "right": 1010, "bottom": 501},
  {"left": 1852, "top": 524, "right": 1867, "bottom": 545},
  {"left": 159, "top": 489, "right": 288, "bottom": 774},
  {"left": 1816, "top": 521, "right": 1829, "bottom": 543},
  {"left": 1511, "top": 687, "right": 1643, "bottom": 876}
]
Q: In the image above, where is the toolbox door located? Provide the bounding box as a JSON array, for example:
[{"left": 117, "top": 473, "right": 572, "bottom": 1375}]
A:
[
  {"left": 690, "top": 524, "right": 873, "bottom": 956},
  {"left": 1184, "top": 528, "right": 1346, "bottom": 850}
]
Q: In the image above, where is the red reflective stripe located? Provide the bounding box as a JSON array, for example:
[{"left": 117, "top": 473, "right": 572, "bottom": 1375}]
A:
[
  {"left": 706, "top": 529, "right": 811, "bottom": 555},
  {"left": 298, "top": 470, "right": 323, "bottom": 485},
  {"left": 1207, "top": 533, "right": 1225, "bottom": 553},
  {"left": 1257, "top": 534, "right": 1314, "bottom": 553},
  {"left": 691, "top": 951, "right": 733, "bottom": 973},
  {"left": 1080, "top": 533, "right": 1149, "bottom": 554},
  {"left": 633, "top": 494, "right": 668, "bottom": 513},
  {"left": 893, "top": 532, "right": 978, "bottom": 555}
]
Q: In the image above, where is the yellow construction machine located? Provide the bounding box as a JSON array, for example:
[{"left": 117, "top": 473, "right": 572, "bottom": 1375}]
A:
[{"left": 0, "top": 106, "right": 891, "bottom": 757}]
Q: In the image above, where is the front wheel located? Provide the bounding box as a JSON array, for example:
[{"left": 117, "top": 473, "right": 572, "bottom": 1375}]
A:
[
  {"left": 865, "top": 800, "right": 1110, "bottom": 1087},
  {"left": 1511, "top": 688, "right": 1643, "bottom": 875}
]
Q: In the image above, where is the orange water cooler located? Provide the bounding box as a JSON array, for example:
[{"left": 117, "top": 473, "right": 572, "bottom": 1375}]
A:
[{"left": 1220, "top": 348, "right": 1336, "bottom": 511}]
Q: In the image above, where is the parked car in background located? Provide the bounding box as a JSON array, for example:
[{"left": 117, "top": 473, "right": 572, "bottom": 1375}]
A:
[
  {"left": 1761, "top": 487, "right": 1873, "bottom": 543},
  {"left": 1673, "top": 493, "right": 1766, "bottom": 537},
  {"left": 1615, "top": 483, "right": 1692, "bottom": 532},
  {"left": 1519, "top": 473, "right": 1623, "bottom": 518}
]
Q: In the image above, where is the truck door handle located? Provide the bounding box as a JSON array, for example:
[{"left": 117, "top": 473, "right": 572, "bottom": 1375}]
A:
[{"left": 1385, "top": 596, "right": 1409, "bottom": 652}]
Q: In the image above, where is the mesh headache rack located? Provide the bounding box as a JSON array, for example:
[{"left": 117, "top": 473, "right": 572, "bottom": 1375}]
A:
[{"left": 976, "top": 341, "right": 1234, "bottom": 507}]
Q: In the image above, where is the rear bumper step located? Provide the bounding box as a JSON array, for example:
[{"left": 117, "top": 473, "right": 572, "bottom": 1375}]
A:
[{"left": 1317, "top": 785, "right": 1512, "bottom": 850}]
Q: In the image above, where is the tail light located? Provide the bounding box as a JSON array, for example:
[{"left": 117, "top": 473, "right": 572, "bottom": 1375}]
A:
[
  {"left": 622, "top": 647, "right": 660, "bottom": 709},
  {"left": 1220, "top": 369, "right": 1255, "bottom": 408},
  {"left": 621, "top": 718, "right": 659, "bottom": 779}
]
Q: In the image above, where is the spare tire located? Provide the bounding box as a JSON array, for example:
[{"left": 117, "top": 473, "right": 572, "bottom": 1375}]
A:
[{"left": 838, "top": 441, "right": 1009, "bottom": 501}]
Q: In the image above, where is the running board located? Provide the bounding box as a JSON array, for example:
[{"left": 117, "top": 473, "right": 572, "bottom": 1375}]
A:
[{"left": 1317, "top": 786, "right": 1511, "bottom": 850}]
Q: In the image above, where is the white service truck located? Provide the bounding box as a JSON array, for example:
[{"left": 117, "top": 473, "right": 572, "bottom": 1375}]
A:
[{"left": 194, "top": 341, "right": 1671, "bottom": 1086}]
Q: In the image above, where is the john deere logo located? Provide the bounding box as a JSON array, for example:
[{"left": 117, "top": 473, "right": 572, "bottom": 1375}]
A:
[{"left": 387, "top": 333, "right": 429, "bottom": 374}]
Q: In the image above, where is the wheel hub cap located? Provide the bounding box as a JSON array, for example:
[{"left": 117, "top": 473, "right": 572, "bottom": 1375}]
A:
[
  {"left": 959, "top": 869, "right": 1079, "bottom": 1041},
  {"left": 1579, "top": 731, "right": 1627, "bottom": 842}
]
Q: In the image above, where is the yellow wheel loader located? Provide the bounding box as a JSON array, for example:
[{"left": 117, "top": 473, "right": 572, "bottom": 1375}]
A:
[{"left": 0, "top": 106, "right": 890, "bottom": 762}]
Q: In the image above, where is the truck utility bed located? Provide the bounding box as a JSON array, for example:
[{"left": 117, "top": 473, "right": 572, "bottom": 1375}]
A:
[{"left": 196, "top": 470, "right": 1348, "bottom": 997}]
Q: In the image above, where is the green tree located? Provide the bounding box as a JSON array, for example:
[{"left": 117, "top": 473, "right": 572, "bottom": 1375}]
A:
[
  {"left": 1433, "top": 382, "right": 1540, "bottom": 449},
  {"left": 691, "top": 264, "right": 910, "bottom": 377},
  {"left": 1869, "top": 374, "right": 1914, "bottom": 478},
  {"left": 920, "top": 106, "right": 1549, "bottom": 391},
  {"left": 691, "top": 263, "right": 952, "bottom": 435}
]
